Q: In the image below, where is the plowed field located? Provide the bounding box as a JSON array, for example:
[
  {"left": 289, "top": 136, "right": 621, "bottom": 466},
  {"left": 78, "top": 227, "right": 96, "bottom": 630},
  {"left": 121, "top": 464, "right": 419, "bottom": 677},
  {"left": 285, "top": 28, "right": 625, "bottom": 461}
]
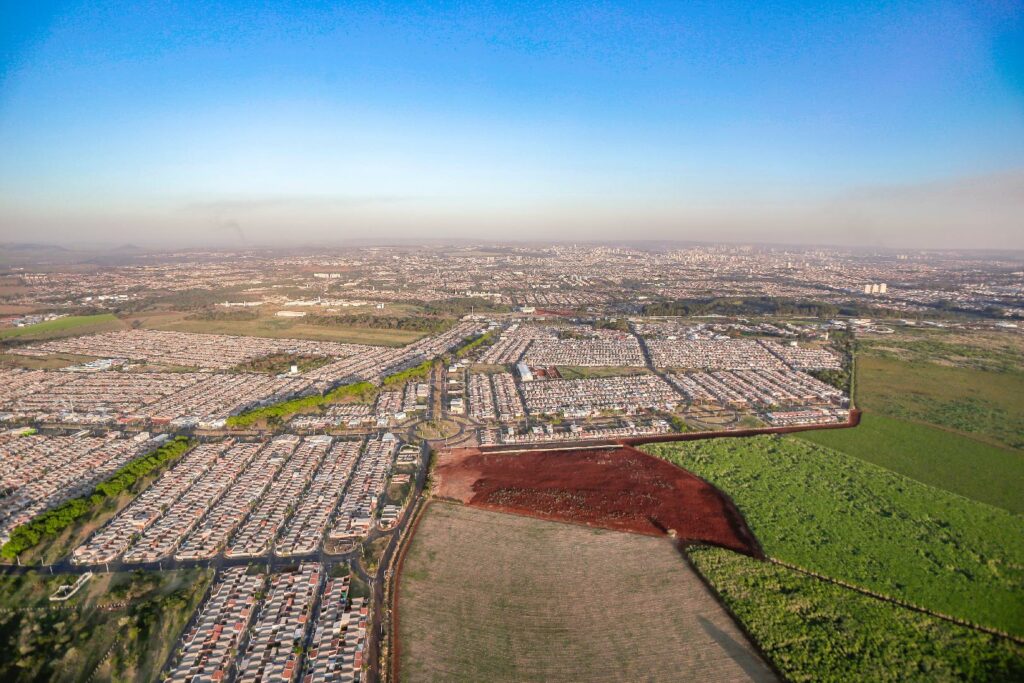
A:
[
  {"left": 434, "top": 445, "right": 762, "bottom": 557},
  {"left": 396, "top": 503, "right": 777, "bottom": 682}
]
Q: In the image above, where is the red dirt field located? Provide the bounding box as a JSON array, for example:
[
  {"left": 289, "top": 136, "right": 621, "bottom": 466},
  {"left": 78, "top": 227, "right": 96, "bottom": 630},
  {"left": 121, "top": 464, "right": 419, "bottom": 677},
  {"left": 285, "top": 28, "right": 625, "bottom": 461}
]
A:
[{"left": 434, "top": 444, "right": 763, "bottom": 557}]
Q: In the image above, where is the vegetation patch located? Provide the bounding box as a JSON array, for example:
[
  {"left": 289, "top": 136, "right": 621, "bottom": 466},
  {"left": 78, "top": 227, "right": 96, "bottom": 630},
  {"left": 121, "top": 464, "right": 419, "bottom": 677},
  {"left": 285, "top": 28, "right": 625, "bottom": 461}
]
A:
[
  {"left": 855, "top": 354, "right": 1024, "bottom": 449},
  {"left": 307, "top": 313, "right": 454, "bottom": 334},
  {"left": 230, "top": 352, "right": 332, "bottom": 375},
  {"left": 152, "top": 314, "right": 424, "bottom": 346},
  {"left": 642, "top": 437, "right": 1024, "bottom": 636},
  {"left": 860, "top": 329, "right": 1024, "bottom": 374},
  {"left": 226, "top": 380, "right": 378, "bottom": 428},
  {"left": 383, "top": 359, "right": 432, "bottom": 388},
  {"left": 0, "top": 568, "right": 212, "bottom": 682},
  {"left": 798, "top": 413, "right": 1024, "bottom": 514},
  {"left": 0, "top": 313, "right": 120, "bottom": 342},
  {"left": 452, "top": 331, "right": 493, "bottom": 359},
  {"left": 690, "top": 546, "right": 1024, "bottom": 682}
]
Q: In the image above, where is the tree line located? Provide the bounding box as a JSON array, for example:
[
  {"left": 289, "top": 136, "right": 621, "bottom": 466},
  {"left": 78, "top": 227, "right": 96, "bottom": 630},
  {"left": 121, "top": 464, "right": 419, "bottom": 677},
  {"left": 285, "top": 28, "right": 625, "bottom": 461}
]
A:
[{"left": 0, "top": 436, "right": 193, "bottom": 560}]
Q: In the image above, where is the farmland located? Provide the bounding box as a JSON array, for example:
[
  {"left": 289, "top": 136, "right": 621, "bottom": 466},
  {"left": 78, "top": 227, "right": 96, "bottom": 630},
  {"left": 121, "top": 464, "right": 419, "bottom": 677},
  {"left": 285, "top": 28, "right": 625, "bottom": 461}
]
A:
[
  {"left": 853, "top": 353, "right": 1024, "bottom": 449},
  {"left": 0, "top": 569, "right": 212, "bottom": 682},
  {"left": 642, "top": 437, "right": 1024, "bottom": 636},
  {"left": 798, "top": 413, "right": 1024, "bottom": 514},
  {"left": 396, "top": 502, "right": 776, "bottom": 682},
  {"left": 690, "top": 547, "right": 1024, "bottom": 682},
  {"left": 0, "top": 314, "right": 121, "bottom": 341},
  {"left": 798, "top": 333, "right": 1024, "bottom": 514}
]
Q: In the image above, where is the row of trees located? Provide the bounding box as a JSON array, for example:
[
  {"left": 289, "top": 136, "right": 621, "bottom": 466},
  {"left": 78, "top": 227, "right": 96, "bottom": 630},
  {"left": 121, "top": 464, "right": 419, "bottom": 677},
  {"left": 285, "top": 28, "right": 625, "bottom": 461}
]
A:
[
  {"left": 382, "top": 360, "right": 432, "bottom": 388},
  {"left": 226, "top": 381, "right": 379, "bottom": 428},
  {"left": 453, "top": 331, "right": 494, "bottom": 359},
  {"left": 0, "top": 436, "right": 193, "bottom": 559},
  {"left": 227, "top": 330, "right": 493, "bottom": 426}
]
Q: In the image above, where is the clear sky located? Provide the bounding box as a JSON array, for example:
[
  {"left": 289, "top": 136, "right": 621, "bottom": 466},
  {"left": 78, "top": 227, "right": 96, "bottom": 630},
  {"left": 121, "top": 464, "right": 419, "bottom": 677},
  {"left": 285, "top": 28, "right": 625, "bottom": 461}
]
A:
[{"left": 1, "top": 1, "right": 1022, "bottom": 249}]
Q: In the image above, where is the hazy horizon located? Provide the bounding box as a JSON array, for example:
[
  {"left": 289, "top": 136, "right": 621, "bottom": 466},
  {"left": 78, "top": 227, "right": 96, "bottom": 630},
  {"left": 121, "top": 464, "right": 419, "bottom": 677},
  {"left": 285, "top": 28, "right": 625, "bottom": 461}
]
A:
[{"left": 2, "top": 2, "right": 1023, "bottom": 250}]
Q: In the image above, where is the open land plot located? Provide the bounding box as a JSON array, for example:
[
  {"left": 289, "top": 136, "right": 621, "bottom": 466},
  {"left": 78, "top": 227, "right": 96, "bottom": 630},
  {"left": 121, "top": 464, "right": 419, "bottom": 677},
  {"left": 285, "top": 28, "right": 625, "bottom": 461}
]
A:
[
  {"left": 854, "top": 354, "right": 1024, "bottom": 450},
  {"left": 554, "top": 364, "right": 651, "bottom": 379},
  {"left": 434, "top": 446, "right": 762, "bottom": 556},
  {"left": 690, "top": 546, "right": 1024, "bottom": 682},
  {"left": 0, "top": 304, "right": 39, "bottom": 314},
  {"left": 0, "top": 351, "right": 97, "bottom": 370},
  {"left": 150, "top": 314, "right": 425, "bottom": 346},
  {"left": 643, "top": 436, "right": 1024, "bottom": 636},
  {"left": 859, "top": 327, "right": 1024, "bottom": 374},
  {"left": 0, "top": 568, "right": 212, "bottom": 683},
  {"left": 798, "top": 413, "right": 1024, "bottom": 514},
  {"left": 397, "top": 502, "right": 776, "bottom": 682},
  {"left": 0, "top": 313, "right": 122, "bottom": 341}
]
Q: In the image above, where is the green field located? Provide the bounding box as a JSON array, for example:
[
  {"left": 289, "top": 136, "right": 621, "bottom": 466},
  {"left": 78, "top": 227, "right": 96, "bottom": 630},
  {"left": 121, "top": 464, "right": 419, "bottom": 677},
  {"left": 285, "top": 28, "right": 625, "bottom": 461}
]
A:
[
  {"left": 855, "top": 354, "right": 1024, "bottom": 449},
  {"left": 690, "top": 547, "right": 1024, "bottom": 682},
  {"left": 150, "top": 314, "right": 424, "bottom": 346},
  {"left": 0, "top": 569, "right": 212, "bottom": 682},
  {"left": 798, "top": 413, "right": 1024, "bottom": 514},
  {"left": 860, "top": 328, "right": 1024, "bottom": 374},
  {"left": 0, "top": 314, "right": 121, "bottom": 341},
  {"left": 643, "top": 437, "right": 1024, "bottom": 636}
]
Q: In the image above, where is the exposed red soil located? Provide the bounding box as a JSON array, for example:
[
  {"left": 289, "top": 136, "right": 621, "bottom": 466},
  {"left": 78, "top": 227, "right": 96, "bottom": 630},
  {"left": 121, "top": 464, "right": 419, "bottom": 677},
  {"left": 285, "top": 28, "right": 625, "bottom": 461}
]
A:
[{"left": 434, "top": 445, "right": 763, "bottom": 558}]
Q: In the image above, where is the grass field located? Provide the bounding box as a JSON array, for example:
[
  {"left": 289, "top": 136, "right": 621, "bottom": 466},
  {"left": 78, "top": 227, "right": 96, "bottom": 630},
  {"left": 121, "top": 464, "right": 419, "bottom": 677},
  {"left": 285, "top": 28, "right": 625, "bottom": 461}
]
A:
[
  {"left": 798, "top": 413, "right": 1024, "bottom": 514},
  {"left": 0, "top": 568, "right": 212, "bottom": 682},
  {"left": 855, "top": 354, "right": 1024, "bottom": 449},
  {"left": 860, "top": 328, "right": 1024, "bottom": 374},
  {"left": 690, "top": 547, "right": 1024, "bottom": 682},
  {"left": 643, "top": 437, "right": 1024, "bottom": 636},
  {"left": 147, "top": 314, "right": 424, "bottom": 346},
  {"left": 397, "top": 502, "right": 775, "bottom": 682},
  {"left": 0, "top": 314, "right": 121, "bottom": 341}
]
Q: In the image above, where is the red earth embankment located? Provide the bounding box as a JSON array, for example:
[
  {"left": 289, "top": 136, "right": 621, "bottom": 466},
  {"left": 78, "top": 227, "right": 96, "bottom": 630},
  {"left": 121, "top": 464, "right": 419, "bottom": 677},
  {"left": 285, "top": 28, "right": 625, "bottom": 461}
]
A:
[{"left": 434, "top": 445, "right": 763, "bottom": 557}]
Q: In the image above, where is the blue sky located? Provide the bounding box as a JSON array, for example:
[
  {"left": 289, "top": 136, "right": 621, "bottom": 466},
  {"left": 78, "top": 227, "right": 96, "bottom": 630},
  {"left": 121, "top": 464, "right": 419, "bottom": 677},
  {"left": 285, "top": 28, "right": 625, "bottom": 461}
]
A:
[{"left": 1, "top": 1, "right": 1022, "bottom": 248}]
